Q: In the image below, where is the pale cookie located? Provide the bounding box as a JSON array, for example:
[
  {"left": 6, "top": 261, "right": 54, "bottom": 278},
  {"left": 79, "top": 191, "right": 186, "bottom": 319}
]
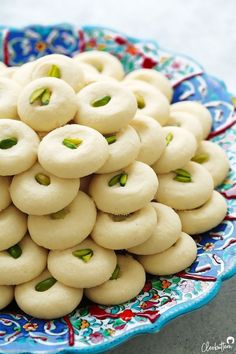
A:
[
  {"left": 77, "top": 62, "right": 117, "bottom": 86},
  {"left": 0, "top": 67, "right": 18, "bottom": 79},
  {"left": 124, "top": 69, "right": 173, "bottom": 102},
  {"left": 28, "top": 191, "right": 97, "bottom": 250},
  {"left": 0, "top": 204, "right": 27, "bottom": 251},
  {"left": 0, "top": 78, "right": 21, "bottom": 119},
  {"left": 80, "top": 175, "right": 93, "bottom": 194},
  {"left": 97, "top": 125, "right": 141, "bottom": 174},
  {"left": 0, "top": 62, "right": 6, "bottom": 71},
  {"left": 75, "top": 81, "right": 137, "bottom": 134},
  {"left": 73, "top": 51, "right": 125, "bottom": 80},
  {"left": 130, "top": 114, "right": 166, "bottom": 165},
  {"left": 192, "top": 140, "right": 229, "bottom": 187},
  {"left": 38, "top": 124, "right": 109, "bottom": 178},
  {"left": 48, "top": 238, "right": 117, "bottom": 288},
  {"left": 129, "top": 202, "right": 182, "bottom": 255},
  {"left": 15, "top": 270, "right": 83, "bottom": 319},
  {"left": 156, "top": 161, "right": 214, "bottom": 210},
  {"left": 123, "top": 80, "right": 170, "bottom": 125},
  {"left": 89, "top": 161, "right": 158, "bottom": 215},
  {"left": 152, "top": 126, "right": 197, "bottom": 174},
  {"left": 91, "top": 203, "right": 157, "bottom": 250},
  {"left": 0, "top": 285, "right": 14, "bottom": 309},
  {"left": 0, "top": 119, "right": 40, "bottom": 176},
  {"left": 0, "top": 235, "right": 47, "bottom": 285},
  {"left": 166, "top": 111, "right": 203, "bottom": 143},
  {"left": 13, "top": 62, "right": 35, "bottom": 87},
  {"left": 0, "top": 176, "right": 11, "bottom": 211},
  {"left": 31, "top": 54, "right": 85, "bottom": 92},
  {"left": 170, "top": 101, "right": 212, "bottom": 139},
  {"left": 138, "top": 232, "right": 197, "bottom": 275},
  {"left": 177, "top": 191, "right": 227, "bottom": 235},
  {"left": 85, "top": 255, "right": 146, "bottom": 305},
  {"left": 17, "top": 77, "right": 78, "bottom": 132},
  {"left": 10, "top": 162, "right": 80, "bottom": 215}
]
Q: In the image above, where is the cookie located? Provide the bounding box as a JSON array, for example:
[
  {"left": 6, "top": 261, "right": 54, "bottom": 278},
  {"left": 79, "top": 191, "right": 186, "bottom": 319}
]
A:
[
  {"left": 38, "top": 124, "right": 109, "bottom": 178},
  {"left": 0, "top": 176, "right": 11, "bottom": 211},
  {"left": 0, "top": 78, "right": 21, "bottom": 119},
  {"left": 152, "top": 126, "right": 197, "bottom": 174},
  {"left": 124, "top": 69, "right": 173, "bottom": 102},
  {"left": 28, "top": 191, "right": 97, "bottom": 250},
  {"left": 130, "top": 114, "right": 166, "bottom": 165},
  {"left": 75, "top": 81, "right": 137, "bottom": 134},
  {"left": 10, "top": 162, "right": 80, "bottom": 215},
  {"left": 129, "top": 202, "right": 181, "bottom": 255},
  {"left": 85, "top": 255, "right": 146, "bottom": 305},
  {"left": 0, "top": 119, "right": 40, "bottom": 176},
  {"left": 97, "top": 125, "right": 140, "bottom": 174},
  {"left": 156, "top": 161, "right": 214, "bottom": 210},
  {"left": 91, "top": 203, "right": 157, "bottom": 250},
  {"left": 177, "top": 191, "right": 227, "bottom": 235},
  {"left": 170, "top": 101, "right": 212, "bottom": 139},
  {"left": 0, "top": 204, "right": 27, "bottom": 251},
  {"left": 15, "top": 269, "right": 83, "bottom": 319},
  {"left": 48, "top": 238, "right": 117, "bottom": 288},
  {"left": 0, "top": 235, "right": 47, "bottom": 285},
  {"left": 17, "top": 77, "right": 78, "bottom": 132},
  {"left": 0, "top": 285, "right": 14, "bottom": 310},
  {"left": 89, "top": 161, "right": 158, "bottom": 215},
  {"left": 138, "top": 232, "right": 197, "bottom": 275},
  {"left": 123, "top": 80, "right": 170, "bottom": 125}
]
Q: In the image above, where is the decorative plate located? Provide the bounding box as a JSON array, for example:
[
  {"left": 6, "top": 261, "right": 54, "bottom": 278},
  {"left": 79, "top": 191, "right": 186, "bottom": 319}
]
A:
[{"left": 0, "top": 24, "right": 235, "bottom": 354}]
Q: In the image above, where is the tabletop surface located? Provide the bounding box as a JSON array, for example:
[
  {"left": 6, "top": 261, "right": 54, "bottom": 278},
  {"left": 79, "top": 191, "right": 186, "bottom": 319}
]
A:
[{"left": 0, "top": 1, "right": 235, "bottom": 353}]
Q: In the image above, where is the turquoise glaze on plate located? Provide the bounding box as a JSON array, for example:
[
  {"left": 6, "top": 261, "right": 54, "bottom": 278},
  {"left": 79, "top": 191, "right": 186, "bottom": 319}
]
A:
[{"left": 0, "top": 24, "right": 235, "bottom": 354}]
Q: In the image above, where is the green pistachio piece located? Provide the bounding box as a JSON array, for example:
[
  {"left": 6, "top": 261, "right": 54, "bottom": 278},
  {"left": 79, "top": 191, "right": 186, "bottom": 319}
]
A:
[
  {"left": 110, "top": 264, "right": 120, "bottom": 280},
  {"left": 105, "top": 135, "right": 117, "bottom": 145},
  {"left": 29, "top": 87, "right": 47, "bottom": 104},
  {"left": 0, "top": 137, "right": 17, "bottom": 149},
  {"left": 165, "top": 132, "right": 173, "bottom": 146},
  {"left": 48, "top": 64, "right": 61, "bottom": 78},
  {"left": 63, "top": 138, "right": 83, "bottom": 149},
  {"left": 120, "top": 173, "right": 128, "bottom": 187},
  {"left": 191, "top": 153, "right": 210, "bottom": 164},
  {"left": 35, "top": 173, "right": 51, "bottom": 186},
  {"left": 35, "top": 277, "right": 57, "bottom": 292},
  {"left": 174, "top": 169, "right": 191, "bottom": 178},
  {"left": 173, "top": 175, "right": 192, "bottom": 183},
  {"left": 41, "top": 88, "right": 52, "bottom": 106},
  {"left": 7, "top": 245, "right": 22, "bottom": 259},
  {"left": 50, "top": 208, "right": 69, "bottom": 220},
  {"left": 108, "top": 173, "right": 123, "bottom": 187},
  {"left": 135, "top": 93, "right": 145, "bottom": 109},
  {"left": 92, "top": 95, "right": 111, "bottom": 107},
  {"left": 72, "top": 248, "right": 93, "bottom": 263}
]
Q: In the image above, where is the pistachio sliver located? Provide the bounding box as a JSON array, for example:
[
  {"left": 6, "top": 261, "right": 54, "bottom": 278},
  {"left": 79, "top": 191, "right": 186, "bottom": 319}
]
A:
[
  {"left": 165, "top": 132, "right": 173, "bottom": 146},
  {"left": 0, "top": 137, "right": 17, "bottom": 149},
  {"left": 108, "top": 173, "right": 122, "bottom": 187},
  {"left": 29, "top": 87, "right": 47, "bottom": 104},
  {"left": 35, "top": 277, "right": 57, "bottom": 292},
  {"left": 35, "top": 173, "right": 51, "bottom": 186},
  {"left": 92, "top": 95, "right": 111, "bottom": 107},
  {"left": 72, "top": 248, "right": 93, "bottom": 263},
  {"left": 105, "top": 135, "right": 117, "bottom": 145},
  {"left": 135, "top": 93, "right": 145, "bottom": 109},
  {"left": 41, "top": 88, "right": 52, "bottom": 106},
  {"left": 48, "top": 64, "right": 61, "bottom": 78},
  {"left": 50, "top": 208, "right": 69, "bottom": 220},
  {"left": 120, "top": 173, "right": 128, "bottom": 187},
  {"left": 110, "top": 264, "right": 120, "bottom": 280},
  {"left": 191, "top": 153, "right": 209, "bottom": 164},
  {"left": 63, "top": 138, "right": 83, "bottom": 149},
  {"left": 7, "top": 245, "right": 22, "bottom": 259},
  {"left": 174, "top": 169, "right": 191, "bottom": 178},
  {"left": 174, "top": 175, "right": 192, "bottom": 183}
]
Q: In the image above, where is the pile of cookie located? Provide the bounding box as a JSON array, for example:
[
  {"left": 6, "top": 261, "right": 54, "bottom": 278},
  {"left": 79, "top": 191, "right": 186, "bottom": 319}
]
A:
[{"left": 0, "top": 51, "right": 229, "bottom": 319}]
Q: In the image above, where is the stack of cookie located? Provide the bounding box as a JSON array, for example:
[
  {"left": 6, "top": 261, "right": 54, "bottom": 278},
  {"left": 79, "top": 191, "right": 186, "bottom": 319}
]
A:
[{"left": 0, "top": 51, "right": 229, "bottom": 319}]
